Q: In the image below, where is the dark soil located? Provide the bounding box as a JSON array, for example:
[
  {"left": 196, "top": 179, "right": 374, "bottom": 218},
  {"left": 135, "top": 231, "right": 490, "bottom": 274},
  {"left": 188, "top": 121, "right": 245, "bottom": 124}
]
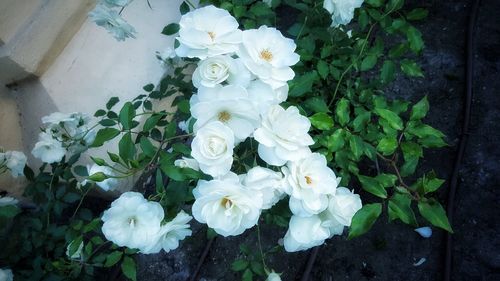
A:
[{"left": 136, "top": 0, "right": 500, "bottom": 280}]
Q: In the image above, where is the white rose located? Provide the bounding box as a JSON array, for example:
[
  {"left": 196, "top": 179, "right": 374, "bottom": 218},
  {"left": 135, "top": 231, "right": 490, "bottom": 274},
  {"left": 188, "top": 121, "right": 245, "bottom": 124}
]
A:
[
  {"left": 174, "top": 157, "right": 200, "bottom": 171},
  {"left": 323, "top": 0, "right": 364, "bottom": 27},
  {"left": 101, "top": 192, "right": 164, "bottom": 250},
  {"left": 191, "top": 85, "right": 260, "bottom": 142},
  {"left": 0, "top": 268, "right": 13, "bottom": 281},
  {"left": 238, "top": 25, "right": 300, "bottom": 88},
  {"left": 3, "top": 151, "right": 27, "bottom": 178},
  {"left": 254, "top": 105, "right": 314, "bottom": 166},
  {"left": 32, "top": 132, "right": 66, "bottom": 163},
  {"left": 0, "top": 196, "right": 18, "bottom": 207},
  {"left": 175, "top": 5, "right": 242, "bottom": 59},
  {"left": 266, "top": 271, "right": 282, "bottom": 281},
  {"left": 283, "top": 215, "right": 330, "bottom": 252},
  {"left": 327, "top": 187, "right": 362, "bottom": 226},
  {"left": 193, "top": 55, "right": 251, "bottom": 88},
  {"left": 191, "top": 121, "right": 235, "bottom": 177},
  {"left": 86, "top": 164, "right": 120, "bottom": 191},
  {"left": 241, "top": 166, "right": 285, "bottom": 209},
  {"left": 282, "top": 153, "right": 340, "bottom": 216},
  {"left": 141, "top": 210, "right": 192, "bottom": 254},
  {"left": 192, "top": 173, "right": 263, "bottom": 237},
  {"left": 246, "top": 80, "right": 285, "bottom": 115}
]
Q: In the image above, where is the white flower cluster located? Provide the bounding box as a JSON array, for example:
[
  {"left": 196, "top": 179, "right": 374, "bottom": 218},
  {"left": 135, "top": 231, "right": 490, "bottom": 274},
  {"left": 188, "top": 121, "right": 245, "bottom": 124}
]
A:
[
  {"left": 323, "top": 0, "right": 365, "bottom": 27},
  {"left": 172, "top": 5, "right": 363, "bottom": 251},
  {"left": 101, "top": 192, "right": 192, "bottom": 254},
  {"left": 0, "top": 149, "right": 26, "bottom": 178},
  {"left": 31, "top": 112, "right": 96, "bottom": 164}
]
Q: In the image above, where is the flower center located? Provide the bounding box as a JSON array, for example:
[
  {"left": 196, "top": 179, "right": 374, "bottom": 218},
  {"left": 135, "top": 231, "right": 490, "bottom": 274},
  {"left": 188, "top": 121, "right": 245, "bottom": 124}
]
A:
[
  {"left": 305, "top": 176, "right": 313, "bottom": 185},
  {"left": 218, "top": 111, "right": 231, "bottom": 122},
  {"left": 221, "top": 197, "right": 233, "bottom": 209},
  {"left": 259, "top": 49, "right": 273, "bottom": 62},
  {"left": 128, "top": 217, "right": 137, "bottom": 228},
  {"left": 207, "top": 31, "right": 216, "bottom": 41}
]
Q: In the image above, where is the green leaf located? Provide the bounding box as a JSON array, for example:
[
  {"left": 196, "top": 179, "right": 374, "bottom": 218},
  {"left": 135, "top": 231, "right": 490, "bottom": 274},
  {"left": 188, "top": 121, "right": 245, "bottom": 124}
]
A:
[
  {"left": 410, "top": 96, "right": 429, "bottom": 120},
  {"left": 119, "top": 102, "right": 136, "bottom": 130},
  {"left": 349, "top": 135, "right": 365, "bottom": 160},
  {"left": 118, "top": 132, "right": 136, "bottom": 162},
  {"left": 360, "top": 55, "right": 377, "bottom": 71},
  {"left": 317, "top": 60, "right": 329, "bottom": 79},
  {"left": 376, "top": 136, "right": 398, "bottom": 155},
  {"left": 406, "top": 8, "right": 428, "bottom": 21},
  {"left": 94, "top": 109, "right": 106, "bottom": 117},
  {"left": 388, "top": 193, "right": 417, "bottom": 225},
  {"left": 375, "top": 173, "right": 397, "bottom": 188},
  {"left": 162, "top": 23, "right": 180, "bottom": 35},
  {"left": 400, "top": 59, "right": 424, "bottom": 77},
  {"left": 179, "top": 1, "right": 190, "bottom": 14},
  {"left": 74, "top": 165, "right": 89, "bottom": 177},
  {"left": 380, "top": 60, "right": 396, "bottom": 84},
  {"left": 106, "top": 97, "right": 120, "bottom": 110},
  {"left": 407, "top": 26, "right": 424, "bottom": 53},
  {"left": 155, "top": 170, "right": 165, "bottom": 194},
  {"left": 326, "top": 129, "right": 345, "bottom": 152},
  {"left": 374, "top": 108, "right": 403, "bottom": 130},
  {"left": 348, "top": 203, "right": 382, "bottom": 239},
  {"left": 143, "top": 84, "right": 154, "bottom": 92},
  {"left": 104, "top": 251, "right": 123, "bottom": 267},
  {"left": 418, "top": 199, "right": 453, "bottom": 233},
  {"left": 289, "top": 71, "right": 318, "bottom": 97},
  {"left": 335, "top": 98, "right": 350, "bottom": 126},
  {"left": 91, "top": 128, "right": 120, "bottom": 147},
  {"left": 143, "top": 114, "right": 162, "bottom": 131},
  {"left": 407, "top": 123, "right": 445, "bottom": 139},
  {"left": 358, "top": 175, "right": 387, "bottom": 198},
  {"left": 352, "top": 110, "right": 371, "bottom": 132},
  {"left": 304, "top": 97, "right": 329, "bottom": 113},
  {"left": 309, "top": 113, "right": 334, "bottom": 130},
  {"left": 242, "top": 268, "right": 253, "bottom": 281},
  {"left": 424, "top": 178, "right": 445, "bottom": 194},
  {"left": 231, "top": 259, "right": 249, "bottom": 272},
  {"left": 0, "top": 205, "right": 20, "bottom": 218},
  {"left": 63, "top": 193, "right": 81, "bottom": 203},
  {"left": 139, "top": 136, "right": 156, "bottom": 158},
  {"left": 121, "top": 256, "right": 137, "bottom": 281}
]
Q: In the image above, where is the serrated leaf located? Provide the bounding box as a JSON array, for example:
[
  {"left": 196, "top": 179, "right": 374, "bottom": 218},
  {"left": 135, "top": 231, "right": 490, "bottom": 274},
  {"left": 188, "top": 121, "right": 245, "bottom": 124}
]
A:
[
  {"left": 289, "top": 71, "right": 318, "bottom": 97},
  {"left": 317, "top": 60, "right": 329, "bottom": 79},
  {"left": 348, "top": 203, "right": 382, "bottom": 239},
  {"left": 407, "top": 26, "right": 424, "bottom": 53},
  {"left": 349, "top": 135, "right": 365, "bottom": 160},
  {"left": 106, "top": 97, "right": 120, "bottom": 110},
  {"left": 310, "top": 112, "right": 334, "bottom": 130},
  {"left": 358, "top": 175, "right": 387, "bottom": 198},
  {"left": 388, "top": 193, "right": 417, "bottom": 225},
  {"left": 118, "top": 132, "right": 136, "bottom": 162},
  {"left": 121, "top": 256, "right": 137, "bottom": 281},
  {"left": 418, "top": 199, "right": 453, "bottom": 233},
  {"left": 91, "top": 128, "right": 120, "bottom": 147},
  {"left": 119, "top": 102, "right": 136, "bottom": 130},
  {"left": 410, "top": 96, "right": 429, "bottom": 120},
  {"left": 304, "top": 97, "right": 330, "bottom": 113},
  {"left": 380, "top": 60, "right": 396, "bottom": 84},
  {"left": 375, "top": 108, "right": 403, "bottom": 130},
  {"left": 104, "top": 251, "right": 123, "bottom": 267},
  {"left": 361, "top": 55, "right": 377, "bottom": 71},
  {"left": 231, "top": 259, "right": 249, "bottom": 272},
  {"left": 376, "top": 136, "right": 398, "bottom": 155},
  {"left": 335, "top": 98, "right": 350, "bottom": 126},
  {"left": 400, "top": 59, "right": 424, "bottom": 77},
  {"left": 406, "top": 8, "right": 428, "bottom": 21},
  {"left": 139, "top": 136, "right": 156, "bottom": 158},
  {"left": 326, "top": 129, "right": 345, "bottom": 152},
  {"left": 162, "top": 23, "right": 179, "bottom": 35}
]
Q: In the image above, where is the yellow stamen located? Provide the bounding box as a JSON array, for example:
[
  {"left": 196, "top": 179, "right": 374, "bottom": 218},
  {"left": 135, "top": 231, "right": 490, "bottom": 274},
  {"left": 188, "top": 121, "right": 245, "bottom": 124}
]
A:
[
  {"left": 259, "top": 49, "right": 273, "bottom": 62},
  {"left": 221, "top": 197, "right": 233, "bottom": 208},
  {"left": 218, "top": 111, "right": 231, "bottom": 122},
  {"left": 208, "top": 31, "right": 216, "bottom": 40},
  {"left": 305, "top": 176, "right": 313, "bottom": 185}
]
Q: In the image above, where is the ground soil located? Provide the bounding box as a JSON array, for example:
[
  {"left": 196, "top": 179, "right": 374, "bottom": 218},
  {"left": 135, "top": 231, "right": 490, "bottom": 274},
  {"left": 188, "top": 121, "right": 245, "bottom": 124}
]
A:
[{"left": 135, "top": 0, "right": 500, "bottom": 280}]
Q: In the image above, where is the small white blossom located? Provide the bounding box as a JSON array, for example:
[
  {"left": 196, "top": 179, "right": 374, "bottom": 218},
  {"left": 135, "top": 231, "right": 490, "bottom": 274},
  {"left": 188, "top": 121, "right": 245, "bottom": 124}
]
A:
[
  {"left": 266, "top": 271, "right": 282, "bottom": 281},
  {"left": 327, "top": 187, "right": 362, "bottom": 226},
  {"left": 89, "top": 4, "right": 137, "bottom": 41},
  {"left": 254, "top": 105, "right": 314, "bottom": 166},
  {"left": 0, "top": 268, "right": 13, "bottom": 281},
  {"left": 283, "top": 215, "right": 330, "bottom": 252},
  {"left": 101, "top": 192, "right": 164, "bottom": 251},
  {"left": 241, "top": 166, "right": 285, "bottom": 209},
  {"left": 175, "top": 5, "right": 242, "bottom": 59},
  {"left": 2, "top": 151, "right": 27, "bottom": 177},
  {"left": 192, "top": 55, "right": 251, "bottom": 88},
  {"left": 238, "top": 25, "right": 299, "bottom": 88},
  {"left": 174, "top": 157, "right": 200, "bottom": 171},
  {"left": 323, "top": 0, "right": 364, "bottom": 27},
  {"left": 32, "top": 132, "right": 66, "bottom": 163},
  {"left": 190, "top": 121, "right": 235, "bottom": 177},
  {"left": 192, "top": 173, "right": 263, "bottom": 237},
  {"left": 0, "top": 196, "right": 18, "bottom": 207},
  {"left": 85, "top": 164, "right": 120, "bottom": 191},
  {"left": 141, "top": 210, "right": 193, "bottom": 254}
]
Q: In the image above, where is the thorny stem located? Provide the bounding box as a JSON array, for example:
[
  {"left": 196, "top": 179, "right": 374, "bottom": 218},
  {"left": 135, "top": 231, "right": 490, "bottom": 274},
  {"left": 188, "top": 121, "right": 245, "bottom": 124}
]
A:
[{"left": 376, "top": 152, "right": 420, "bottom": 200}]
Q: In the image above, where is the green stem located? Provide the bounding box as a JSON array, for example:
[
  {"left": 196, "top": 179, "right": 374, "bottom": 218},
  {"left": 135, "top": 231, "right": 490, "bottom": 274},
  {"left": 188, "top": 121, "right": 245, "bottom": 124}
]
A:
[
  {"left": 71, "top": 185, "right": 93, "bottom": 219},
  {"left": 184, "top": 0, "right": 196, "bottom": 9},
  {"left": 256, "top": 224, "right": 269, "bottom": 273}
]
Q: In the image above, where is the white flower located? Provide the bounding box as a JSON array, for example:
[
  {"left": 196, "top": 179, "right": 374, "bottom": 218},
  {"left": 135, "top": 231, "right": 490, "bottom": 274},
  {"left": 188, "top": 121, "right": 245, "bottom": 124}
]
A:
[
  {"left": 282, "top": 153, "right": 340, "bottom": 216},
  {"left": 175, "top": 5, "right": 242, "bottom": 59},
  {"left": 159, "top": 47, "right": 176, "bottom": 61},
  {"left": 174, "top": 157, "right": 200, "bottom": 171},
  {"left": 0, "top": 268, "right": 13, "bottom": 281},
  {"left": 238, "top": 25, "right": 300, "bottom": 88},
  {"left": 178, "top": 120, "right": 189, "bottom": 133},
  {"left": 254, "top": 105, "right": 314, "bottom": 166},
  {"left": 283, "top": 215, "right": 330, "bottom": 252},
  {"left": 32, "top": 132, "right": 66, "bottom": 163},
  {"left": 241, "top": 166, "right": 285, "bottom": 209},
  {"left": 3, "top": 151, "right": 27, "bottom": 177},
  {"left": 246, "top": 80, "right": 286, "bottom": 114},
  {"left": 102, "top": 0, "right": 131, "bottom": 7},
  {"left": 266, "top": 271, "right": 282, "bottom": 281},
  {"left": 192, "top": 55, "right": 251, "bottom": 88},
  {"left": 327, "top": 187, "right": 362, "bottom": 226},
  {"left": 86, "top": 164, "right": 120, "bottom": 191},
  {"left": 191, "top": 85, "right": 260, "bottom": 142},
  {"left": 141, "top": 210, "right": 193, "bottom": 254},
  {"left": 192, "top": 173, "right": 263, "bottom": 237},
  {"left": 66, "top": 240, "right": 84, "bottom": 259},
  {"left": 89, "top": 4, "right": 136, "bottom": 41},
  {"left": 263, "top": 0, "right": 273, "bottom": 7},
  {"left": 191, "top": 121, "right": 235, "bottom": 177},
  {"left": 0, "top": 196, "right": 18, "bottom": 207},
  {"left": 102, "top": 192, "right": 164, "bottom": 250},
  {"left": 323, "top": 0, "right": 364, "bottom": 27}
]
